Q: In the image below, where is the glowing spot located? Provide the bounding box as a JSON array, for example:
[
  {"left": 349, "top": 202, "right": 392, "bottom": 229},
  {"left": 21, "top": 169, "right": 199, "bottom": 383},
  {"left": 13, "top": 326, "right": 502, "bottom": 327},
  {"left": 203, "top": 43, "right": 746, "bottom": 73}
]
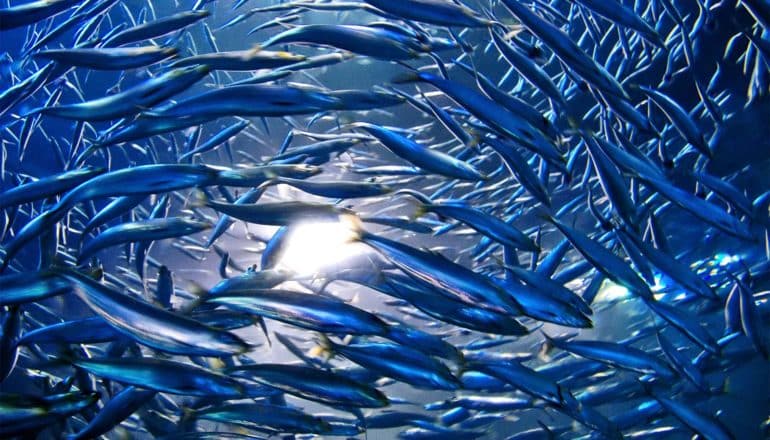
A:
[
  {"left": 276, "top": 217, "right": 361, "bottom": 275},
  {"left": 715, "top": 253, "right": 739, "bottom": 267},
  {"left": 595, "top": 280, "right": 631, "bottom": 302}
]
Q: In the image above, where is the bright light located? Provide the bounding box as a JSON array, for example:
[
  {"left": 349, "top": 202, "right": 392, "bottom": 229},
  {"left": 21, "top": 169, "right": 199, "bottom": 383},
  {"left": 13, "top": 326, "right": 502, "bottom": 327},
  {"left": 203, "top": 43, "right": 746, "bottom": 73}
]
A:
[
  {"left": 594, "top": 280, "right": 631, "bottom": 303},
  {"left": 715, "top": 253, "right": 739, "bottom": 267},
  {"left": 276, "top": 217, "right": 361, "bottom": 275}
]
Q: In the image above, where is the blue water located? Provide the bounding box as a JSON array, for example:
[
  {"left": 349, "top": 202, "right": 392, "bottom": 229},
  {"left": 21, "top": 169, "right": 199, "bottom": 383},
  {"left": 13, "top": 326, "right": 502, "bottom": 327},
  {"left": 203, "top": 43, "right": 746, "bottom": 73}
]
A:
[{"left": 1, "top": 0, "right": 769, "bottom": 439}]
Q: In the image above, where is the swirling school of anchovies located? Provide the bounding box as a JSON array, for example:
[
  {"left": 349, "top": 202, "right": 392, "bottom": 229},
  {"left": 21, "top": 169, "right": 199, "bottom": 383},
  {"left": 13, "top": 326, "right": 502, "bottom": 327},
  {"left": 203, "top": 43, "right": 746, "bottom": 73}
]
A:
[{"left": 1, "top": 0, "right": 770, "bottom": 439}]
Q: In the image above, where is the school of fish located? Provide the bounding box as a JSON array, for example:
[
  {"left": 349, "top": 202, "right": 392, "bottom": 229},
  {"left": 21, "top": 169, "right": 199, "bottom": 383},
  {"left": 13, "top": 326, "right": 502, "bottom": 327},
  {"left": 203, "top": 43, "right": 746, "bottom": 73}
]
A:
[{"left": 1, "top": 0, "right": 769, "bottom": 438}]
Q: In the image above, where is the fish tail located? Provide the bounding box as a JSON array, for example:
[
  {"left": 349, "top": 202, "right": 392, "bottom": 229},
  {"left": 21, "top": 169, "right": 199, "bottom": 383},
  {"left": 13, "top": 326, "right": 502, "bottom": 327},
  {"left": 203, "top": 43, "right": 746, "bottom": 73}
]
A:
[{"left": 20, "top": 107, "right": 45, "bottom": 118}]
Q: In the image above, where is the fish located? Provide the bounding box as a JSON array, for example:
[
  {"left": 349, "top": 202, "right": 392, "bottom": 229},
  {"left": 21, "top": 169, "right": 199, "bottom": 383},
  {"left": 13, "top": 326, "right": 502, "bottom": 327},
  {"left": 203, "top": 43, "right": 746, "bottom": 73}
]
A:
[
  {"left": 261, "top": 24, "right": 429, "bottom": 61},
  {"left": 0, "top": 391, "right": 99, "bottom": 437},
  {"left": 227, "top": 363, "right": 389, "bottom": 408},
  {"left": 29, "top": 65, "right": 210, "bottom": 121},
  {"left": 169, "top": 48, "right": 305, "bottom": 71},
  {"left": 543, "top": 333, "right": 676, "bottom": 380},
  {"left": 194, "top": 191, "right": 356, "bottom": 227},
  {"left": 353, "top": 122, "right": 487, "bottom": 181},
  {"left": 102, "top": 10, "right": 210, "bottom": 47},
  {"left": 190, "top": 403, "right": 332, "bottom": 434},
  {"left": 360, "top": 230, "right": 525, "bottom": 316},
  {"left": 393, "top": 71, "right": 566, "bottom": 170},
  {"left": 204, "top": 288, "right": 391, "bottom": 336},
  {"left": 55, "top": 268, "right": 250, "bottom": 356},
  {"left": 317, "top": 335, "right": 461, "bottom": 391},
  {"left": 78, "top": 217, "right": 212, "bottom": 262},
  {"left": 67, "top": 386, "right": 156, "bottom": 440},
  {"left": 140, "top": 84, "right": 340, "bottom": 120},
  {"left": 34, "top": 46, "right": 179, "bottom": 70},
  {"left": 0, "top": 0, "right": 80, "bottom": 31},
  {"left": 65, "top": 357, "right": 244, "bottom": 397},
  {"left": 0, "top": 166, "right": 104, "bottom": 211},
  {"left": 362, "top": 0, "right": 492, "bottom": 28}
]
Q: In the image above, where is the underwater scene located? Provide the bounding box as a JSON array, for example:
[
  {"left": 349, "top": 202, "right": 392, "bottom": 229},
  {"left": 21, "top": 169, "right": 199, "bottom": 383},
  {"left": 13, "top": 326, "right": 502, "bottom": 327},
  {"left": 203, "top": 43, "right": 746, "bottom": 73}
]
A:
[{"left": 1, "top": 0, "right": 769, "bottom": 438}]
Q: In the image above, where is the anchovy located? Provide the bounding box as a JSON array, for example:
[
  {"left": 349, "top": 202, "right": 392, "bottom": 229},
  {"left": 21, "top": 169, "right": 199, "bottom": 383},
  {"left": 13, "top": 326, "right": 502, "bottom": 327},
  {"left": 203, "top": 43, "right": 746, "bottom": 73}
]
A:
[
  {"left": 55, "top": 269, "right": 249, "bottom": 356},
  {"left": 141, "top": 84, "right": 340, "bottom": 120},
  {"left": 195, "top": 191, "right": 356, "bottom": 226},
  {"left": 34, "top": 46, "right": 179, "bottom": 70},
  {"left": 319, "top": 335, "right": 461, "bottom": 391},
  {"left": 276, "top": 177, "right": 392, "bottom": 199},
  {"left": 638, "top": 85, "right": 711, "bottom": 158},
  {"left": 644, "top": 298, "right": 719, "bottom": 354},
  {"left": 191, "top": 403, "right": 331, "bottom": 434},
  {"left": 0, "top": 271, "right": 72, "bottom": 306},
  {"left": 30, "top": 65, "right": 210, "bottom": 121},
  {"left": 79, "top": 217, "right": 212, "bottom": 262},
  {"left": 354, "top": 122, "right": 486, "bottom": 181},
  {"left": 650, "top": 392, "right": 735, "bottom": 440},
  {"left": 360, "top": 230, "right": 524, "bottom": 315},
  {"left": 17, "top": 317, "right": 121, "bottom": 346},
  {"left": 500, "top": 0, "right": 628, "bottom": 99},
  {"left": 363, "top": 0, "right": 491, "bottom": 27},
  {"left": 0, "top": 391, "right": 99, "bottom": 437},
  {"left": 68, "top": 357, "right": 244, "bottom": 397},
  {"left": 261, "top": 24, "right": 426, "bottom": 61},
  {"left": 466, "top": 359, "right": 565, "bottom": 405},
  {"left": 205, "top": 288, "right": 390, "bottom": 336},
  {"left": 68, "top": 386, "right": 156, "bottom": 440},
  {"left": 415, "top": 199, "right": 537, "bottom": 251},
  {"left": 543, "top": 333, "right": 676, "bottom": 379},
  {"left": 81, "top": 195, "right": 146, "bottom": 238},
  {"left": 228, "top": 363, "right": 389, "bottom": 407},
  {"left": 0, "top": 166, "right": 104, "bottom": 211},
  {"left": 103, "top": 10, "right": 210, "bottom": 47},
  {"left": 169, "top": 48, "right": 305, "bottom": 70},
  {"left": 546, "top": 216, "right": 654, "bottom": 299},
  {"left": 179, "top": 119, "right": 250, "bottom": 163},
  {"left": 0, "top": 0, "right": 80, "bottom": 31},
  {"left": 396, "top": 72, "right": 563, "bottom": 169}
]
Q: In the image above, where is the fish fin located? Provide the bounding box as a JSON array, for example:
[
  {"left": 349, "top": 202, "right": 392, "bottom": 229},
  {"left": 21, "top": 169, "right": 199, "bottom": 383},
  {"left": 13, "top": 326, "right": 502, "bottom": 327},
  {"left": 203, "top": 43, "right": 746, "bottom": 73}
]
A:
[
  {"left": 256, "top": 317, "right": 271, "bottom": 347},
  {"left": 20, "top": 107, "right": 44, "bottom": 118},
  {"left": 411, "top": 203, "right": 428, "bottom": 221},
  {"left": 538, "top": 331, "right": 555, "bottom": 360},
  {"left": 179, "top": 406, "right": 197, "bottom": 424},
  {"left": 309, "top": 333, "right": 335, "bottom": 361},
  {"left": 187, "top": 189, "right": 209, "bottom": 208}
]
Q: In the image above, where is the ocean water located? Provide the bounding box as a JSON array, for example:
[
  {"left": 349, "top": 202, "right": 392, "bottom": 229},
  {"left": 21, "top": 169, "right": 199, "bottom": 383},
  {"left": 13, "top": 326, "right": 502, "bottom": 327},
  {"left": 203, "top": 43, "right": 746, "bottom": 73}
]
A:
[{"left": 1, "top": 0, "right": 769, "bottom": 439}]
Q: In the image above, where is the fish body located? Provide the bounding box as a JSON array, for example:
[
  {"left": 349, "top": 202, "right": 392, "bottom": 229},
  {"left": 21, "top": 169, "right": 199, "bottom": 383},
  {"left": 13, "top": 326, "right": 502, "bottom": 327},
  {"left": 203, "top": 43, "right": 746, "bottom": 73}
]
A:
[
  {"left": 228, "top": 363, "right": 389, "bottom": 407},
  {"left": 56, "top": 269, "right": 249, "bottom": 356},
  {"left": 33, "top": 65, "right": 210, "bottom": 121},
  {"left": 79, "top": 217, "right": 212, "bottom": 262},
  {"left": 34, "top": 46, "right": 178, "bottom": 70}
]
